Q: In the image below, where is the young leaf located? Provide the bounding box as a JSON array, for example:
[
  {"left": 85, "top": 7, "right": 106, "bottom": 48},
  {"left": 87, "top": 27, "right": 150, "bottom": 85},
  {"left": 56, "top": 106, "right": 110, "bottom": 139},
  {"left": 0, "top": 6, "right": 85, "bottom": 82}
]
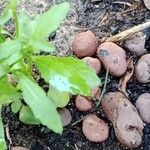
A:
[
  {"left": 11, "top": 99, "right": 22, "bottom": 113},
  {"left": 18, "top": 73, "right": 63, "bottom": 133},
  {"left": 0, "top": 9, "right": 12, "bottom": 26},
  {"left": 48, "top": 86, "right": 70, "bottom": 108},
  {"left": 19, "top": 105, "right": 40, "bottom": 125},
  {"left": 34, "top": 2, "right": 70, "bottom": 39},
  {"left": 0, "top": 39, "right": 22, "bottom": 60},
  {"left": 0, "top": 0, "right": 20, "bottom": 26},
  {"left": 0, "top": 77, "right": 21, "bottom": 104},
  {"left": 17, "top": 12, "right": 37, "bottom": 38},
  {"left": 0, "top": 106, "right": 7, "bottom": 150},
  {"left": 33, "top": 56, "right": 101, "bottom": 96},
  {"left": 30, "top": 39, "right": 55, "bottom": 53}
]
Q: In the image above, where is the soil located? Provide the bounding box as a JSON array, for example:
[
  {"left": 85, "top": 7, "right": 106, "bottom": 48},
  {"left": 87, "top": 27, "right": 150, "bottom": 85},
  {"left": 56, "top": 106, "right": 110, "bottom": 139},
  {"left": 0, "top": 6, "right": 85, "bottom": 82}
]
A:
[{"left": 1, "top": 0, "right": 150, "bottom": 149}]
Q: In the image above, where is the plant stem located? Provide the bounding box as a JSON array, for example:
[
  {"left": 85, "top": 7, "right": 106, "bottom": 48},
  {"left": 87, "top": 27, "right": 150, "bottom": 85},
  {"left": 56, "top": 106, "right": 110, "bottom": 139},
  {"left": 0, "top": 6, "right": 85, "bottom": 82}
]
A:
[{"left": 96, "top": 68, "right": 109, "bottom": 108}]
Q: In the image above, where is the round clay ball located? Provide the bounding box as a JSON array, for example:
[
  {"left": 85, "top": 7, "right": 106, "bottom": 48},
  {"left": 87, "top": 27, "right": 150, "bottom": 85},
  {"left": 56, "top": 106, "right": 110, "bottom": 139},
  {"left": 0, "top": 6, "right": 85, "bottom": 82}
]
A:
[
  {"left": 72, "top": 30, "right": 98, "bottom": 58},
  {"left": 59, "top": 108, "right": 72, "bottom": 126},
  {"left": 82, "top": 57, "right": 101, "bottom": 74},
  {"left": 82, "top": 114, "right": 109, "bottom": 142},
  {"left": 135, "top": 54, "right": 150, "bottom": 83},
  {"left": 75, "top": 95, "right": 92, "bottom": 112},
  {"left": 135, "top": 93, "right": 150, "bottom": 123},
  {"left": 97, "top": 42, "right": 127, "bottom": 77}
]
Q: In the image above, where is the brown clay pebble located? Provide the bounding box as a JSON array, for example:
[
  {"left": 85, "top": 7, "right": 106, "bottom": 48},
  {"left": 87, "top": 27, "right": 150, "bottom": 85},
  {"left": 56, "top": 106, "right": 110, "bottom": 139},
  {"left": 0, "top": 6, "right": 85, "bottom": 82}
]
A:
[
  {"left": 11, "top": 147, "right": 29, "bottom": 150},
  {"left": 82, "top": 57, "right": 101, "bottom": 74},
  {"left": 59, "top": 108, "right": 72, "bottom": 126},
  {"left": 75, "top": 95, "right": 92, "bottom": 112},
  {"left": 87, "top": 86, "right": 101, "bottom": 100},
  {"left": 72, "top": 30, "right": 98, "bottom": 58},
  {"left": 124, "top": 32, "right": 147, "bottom": 56},
  {"left": 143, "top": 0, "right": 150, "bottom": 10},
  {"left": 82, "top": 114, "right": 109, "bottom": 142},
  {"left": 135, "top": 93, "right": 150, "bottom": 123},
  {"left": 97, "top": 42, "right": 127, "bottom": 77},
  {"left": 135, "top": 54, "right": 150, "bottom": 83},
  {"left": 101, "top": 92, "right": 144, "bottom": 148}
]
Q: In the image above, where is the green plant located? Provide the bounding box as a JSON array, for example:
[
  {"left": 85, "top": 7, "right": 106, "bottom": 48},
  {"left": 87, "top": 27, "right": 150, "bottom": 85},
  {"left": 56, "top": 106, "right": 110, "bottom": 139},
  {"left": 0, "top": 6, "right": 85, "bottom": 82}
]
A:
[{"left": 0, "top": 0, "right": 100, "bottom": 149}]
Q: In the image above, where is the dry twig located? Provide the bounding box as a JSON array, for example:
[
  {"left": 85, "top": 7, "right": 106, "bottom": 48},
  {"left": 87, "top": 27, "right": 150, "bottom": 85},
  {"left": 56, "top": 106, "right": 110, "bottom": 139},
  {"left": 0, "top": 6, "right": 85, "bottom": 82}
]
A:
[{"left": 106, "top": 21, "right": 150, "bottom": 42}]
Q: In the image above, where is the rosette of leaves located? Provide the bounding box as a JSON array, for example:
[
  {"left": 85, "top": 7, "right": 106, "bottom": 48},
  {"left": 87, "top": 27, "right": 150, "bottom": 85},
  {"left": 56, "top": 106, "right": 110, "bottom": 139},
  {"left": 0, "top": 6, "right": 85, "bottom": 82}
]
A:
[{"left": 0, "top": 0, "right": 101, "bottom": 149}]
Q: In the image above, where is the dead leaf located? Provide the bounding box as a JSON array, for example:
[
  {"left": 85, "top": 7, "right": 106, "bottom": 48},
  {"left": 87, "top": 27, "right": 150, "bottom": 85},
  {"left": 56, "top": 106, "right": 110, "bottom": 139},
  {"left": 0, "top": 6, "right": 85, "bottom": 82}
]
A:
[{"left": 119, "top": 57, "right": 134, "bottom": 97}]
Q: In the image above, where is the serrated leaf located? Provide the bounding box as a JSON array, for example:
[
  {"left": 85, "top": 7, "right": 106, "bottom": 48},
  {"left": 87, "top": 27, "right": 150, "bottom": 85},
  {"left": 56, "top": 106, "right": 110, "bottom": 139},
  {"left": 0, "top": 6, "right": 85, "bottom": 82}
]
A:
[
  {"left": 19, "top": 105, "right": 40, "bottom": 125},
  {"left": 48, "top": 86, "right": 69, "bottom": 108},
  {"left": 0, "top": 76, "right": 21, "bottom": 104},
  {"left": 0, "top": 39, "right": 22, "bottom": 60},
  {"left": 30, "top": 39, "right": 55, "bottom": 53},
  {"left": 0, "top": 106, "right": 7, "bottom": 150},
  {"left": 34, "top": 2, "right": 70, "bottom": 39},
  {"left": 18, "top": 12, "right": 37, "bottom": 38},
  {"left": 11, "top": 99, "right": 22, "bottom": 113},
  {"left": 33, "top": 56, "right": 101, "bottom": 96},
  {"left": 18, "top": 73, "right": 63, "bottom": 133}
]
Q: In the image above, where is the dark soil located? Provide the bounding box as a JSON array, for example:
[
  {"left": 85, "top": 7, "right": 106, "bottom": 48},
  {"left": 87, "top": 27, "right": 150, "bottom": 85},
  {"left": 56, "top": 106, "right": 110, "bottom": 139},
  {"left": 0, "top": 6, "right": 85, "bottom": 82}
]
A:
[{"left": 2, "top": 0, "right": 150, "bottom": 150}]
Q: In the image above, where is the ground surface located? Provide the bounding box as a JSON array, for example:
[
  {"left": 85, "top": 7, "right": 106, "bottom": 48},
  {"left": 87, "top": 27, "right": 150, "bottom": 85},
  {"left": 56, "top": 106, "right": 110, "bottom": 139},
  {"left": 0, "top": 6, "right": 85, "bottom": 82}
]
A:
[{"left": 1, "top": 0, "right": 150, "bottom": 149}]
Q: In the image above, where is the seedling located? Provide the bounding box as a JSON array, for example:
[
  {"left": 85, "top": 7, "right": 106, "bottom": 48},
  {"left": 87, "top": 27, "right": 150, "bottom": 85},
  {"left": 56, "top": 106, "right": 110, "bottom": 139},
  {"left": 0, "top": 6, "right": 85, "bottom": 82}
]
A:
[{"left": 0, "top": 0, "right": 100, "bottom": 149}]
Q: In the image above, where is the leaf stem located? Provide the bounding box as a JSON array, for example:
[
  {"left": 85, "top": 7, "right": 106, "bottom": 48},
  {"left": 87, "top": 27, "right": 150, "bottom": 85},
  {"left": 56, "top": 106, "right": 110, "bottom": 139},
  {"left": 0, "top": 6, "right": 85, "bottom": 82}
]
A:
[{"left": 96, "top": 68, "right": 109, "bottom": 108}]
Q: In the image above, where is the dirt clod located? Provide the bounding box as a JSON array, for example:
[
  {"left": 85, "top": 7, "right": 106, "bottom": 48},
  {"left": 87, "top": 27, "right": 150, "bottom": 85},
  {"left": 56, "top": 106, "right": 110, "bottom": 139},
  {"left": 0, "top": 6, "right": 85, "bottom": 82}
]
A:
[
  {"left": 101, "top": 92, "right": 144, "bottom": 148},
  {"left": 135, "top": 93, "right": 150, "bottom": 124},
  {"left": 72, "top": 30, "right": 98, "bottom": 58},
  {"left": 97, "top": 42, "right": 127, "bottom": 77},
  {"left": 75, "top": 95, "right": 92, "bottom": 112},
  {"left": 82, "top": 114, "right": 109, "bottom": 142}
]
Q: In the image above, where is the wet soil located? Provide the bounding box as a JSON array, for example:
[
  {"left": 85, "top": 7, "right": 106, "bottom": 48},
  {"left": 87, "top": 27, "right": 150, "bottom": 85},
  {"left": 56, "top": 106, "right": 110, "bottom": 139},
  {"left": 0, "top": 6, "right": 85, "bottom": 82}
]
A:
[{"left": 1, "top": 0, "right": 150, "bottom": 149}]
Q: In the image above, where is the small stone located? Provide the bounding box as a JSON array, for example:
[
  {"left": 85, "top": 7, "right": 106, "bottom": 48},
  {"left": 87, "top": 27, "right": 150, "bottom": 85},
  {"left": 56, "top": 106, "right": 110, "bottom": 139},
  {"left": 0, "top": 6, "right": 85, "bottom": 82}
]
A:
[
  {"left": 135, "top": 54, "right": 150, "bottom": 83},
  {"left": 124, "top": 32, "right": 147, "bottom": 56},
  {"left": 59, "top": 108, "right": 72, "bottom": 126},
  {"left": 97, "top": 42, "right": 127, "bottom": 77},
  {"left": 82, "top": 114, "right": 109, "bottom": 142},
  {"left": 75, "top": 95, "right": 92, "bottom": 112},
  {"left": 72, "top": 30, "right": 98, "bottom": 58},
  {"left": 135, "top": 93, "right": 150, "bottom": 123}
]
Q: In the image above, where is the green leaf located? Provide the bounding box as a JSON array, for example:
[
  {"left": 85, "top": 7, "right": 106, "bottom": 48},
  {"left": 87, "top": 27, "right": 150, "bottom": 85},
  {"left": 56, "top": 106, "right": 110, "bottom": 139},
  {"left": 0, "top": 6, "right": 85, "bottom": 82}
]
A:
[
  {"left": 18, "top": 73, "right": 63, "bottom": 133},
  {"left": 33, "top": 56, "right": 101, "bottom": 96},
  {"left": 0, "top": 39, "right": 22, "bottom": 60},
  {"left": 0, "top": 9, "right": 12, "bottom": 26},
  {"left": 0, "top": 0, "right": 20, "bottom": 26},
  {"left": 48, "top": 86, "right": 69, "bottom": 107},
  {"left": 9, "top": 0, "right": 20, "bottom": 11},
  {"left": 11, "top": 99, "right": 22, "bottom": 113},
  {"left": 0, "top": 62, "right": 8, "bottom": 78},
  {"left": 19, "top": 105, "right": 40, "bottom": 125},
  {"left": 0, "top": 106, "right": 7, "bottom": 150},
  {"left": 0, "top": 34, "right": 5, "bottom": 43},
  {"left": 30, "top": 39, "right": 55, "bottom": 53},
  {"left": 0, "top": 76, "right": 21, "bottom": 104},
  {"left": 34, "top": 2, "right": 70, "bottom": 39},
  {"left": 18, "top": 12, "right": 37, "bottom": 38}
]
